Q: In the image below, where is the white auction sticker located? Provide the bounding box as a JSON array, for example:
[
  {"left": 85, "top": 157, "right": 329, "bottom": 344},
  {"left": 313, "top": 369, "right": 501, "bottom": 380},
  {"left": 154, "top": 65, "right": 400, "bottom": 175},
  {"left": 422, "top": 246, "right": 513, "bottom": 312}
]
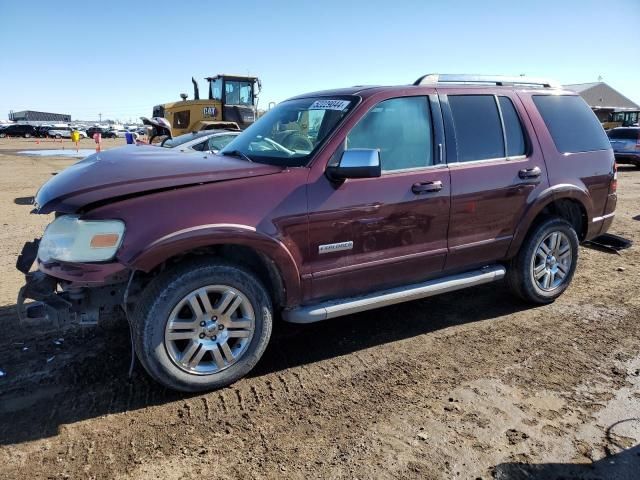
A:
[{"left": 309, "top": 99, "right": 351, "bottom": 111}]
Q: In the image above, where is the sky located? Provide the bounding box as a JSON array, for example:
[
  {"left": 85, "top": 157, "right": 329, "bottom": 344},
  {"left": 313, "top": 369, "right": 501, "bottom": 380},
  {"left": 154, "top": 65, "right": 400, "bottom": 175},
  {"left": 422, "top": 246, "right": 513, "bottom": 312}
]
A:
[{"left": 1, "top": 0, "right": 639, "bottom": 123}]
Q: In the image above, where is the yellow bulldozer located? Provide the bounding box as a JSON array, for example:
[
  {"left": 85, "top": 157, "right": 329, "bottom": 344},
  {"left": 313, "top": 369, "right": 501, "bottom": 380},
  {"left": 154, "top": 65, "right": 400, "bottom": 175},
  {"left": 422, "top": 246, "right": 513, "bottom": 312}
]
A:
[{"left": 152, "top": 74, "right": 261, "bottom": 136}]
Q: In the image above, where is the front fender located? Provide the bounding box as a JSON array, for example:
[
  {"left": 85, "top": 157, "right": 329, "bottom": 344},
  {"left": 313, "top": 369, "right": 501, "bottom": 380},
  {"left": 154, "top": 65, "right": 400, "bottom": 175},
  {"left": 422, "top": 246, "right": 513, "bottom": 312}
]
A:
[
  {"left": 128, "top": 224, "right": 302, "bottom": 306},
  {"left": 506, "top": 184, "right": 593, "bottom": 258}
]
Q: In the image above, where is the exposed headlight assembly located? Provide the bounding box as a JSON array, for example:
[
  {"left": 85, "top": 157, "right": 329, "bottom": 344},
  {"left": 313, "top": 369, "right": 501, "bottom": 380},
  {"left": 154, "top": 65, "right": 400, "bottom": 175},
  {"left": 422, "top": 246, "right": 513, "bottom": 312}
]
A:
[{"left": 38, "top": 215, "right": 125, "bottom": 263}]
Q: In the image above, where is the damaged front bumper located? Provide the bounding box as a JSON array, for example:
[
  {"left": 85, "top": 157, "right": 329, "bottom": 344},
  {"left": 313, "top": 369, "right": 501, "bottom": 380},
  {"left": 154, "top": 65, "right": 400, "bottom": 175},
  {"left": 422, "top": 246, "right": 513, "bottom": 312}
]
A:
[{"left": 16, "top": 239, "right": 130, "bottom": 328}]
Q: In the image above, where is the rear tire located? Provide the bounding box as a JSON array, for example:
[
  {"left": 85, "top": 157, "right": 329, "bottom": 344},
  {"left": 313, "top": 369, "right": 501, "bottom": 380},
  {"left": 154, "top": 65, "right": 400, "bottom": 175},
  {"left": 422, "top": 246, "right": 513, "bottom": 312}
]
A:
[
  {"left": 507, "top": 217, "right": 579, "bottom": 304},
  {"left": 132, "top": 259, "right": 273, "bottom": 392}
]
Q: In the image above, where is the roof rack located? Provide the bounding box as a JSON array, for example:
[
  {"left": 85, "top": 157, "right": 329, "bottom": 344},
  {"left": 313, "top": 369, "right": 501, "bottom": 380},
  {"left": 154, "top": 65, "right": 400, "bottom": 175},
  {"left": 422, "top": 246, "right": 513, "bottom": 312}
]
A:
[{"left": 413, "top": 74, "right": 560, "bottom": 89}]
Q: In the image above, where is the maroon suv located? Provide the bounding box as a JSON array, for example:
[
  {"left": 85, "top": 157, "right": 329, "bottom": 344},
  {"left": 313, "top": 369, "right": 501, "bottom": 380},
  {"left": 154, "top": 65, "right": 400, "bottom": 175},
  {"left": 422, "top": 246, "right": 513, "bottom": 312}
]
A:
[{"left": 17, "top": 74, "right": 617, "bottom": 391}]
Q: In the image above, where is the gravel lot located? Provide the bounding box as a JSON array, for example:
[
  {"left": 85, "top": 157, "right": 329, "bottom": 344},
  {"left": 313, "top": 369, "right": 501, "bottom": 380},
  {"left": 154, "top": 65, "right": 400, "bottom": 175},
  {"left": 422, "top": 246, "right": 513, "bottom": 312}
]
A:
[{"left": 0, "top": 137, "right": 638, "bottom": 479}]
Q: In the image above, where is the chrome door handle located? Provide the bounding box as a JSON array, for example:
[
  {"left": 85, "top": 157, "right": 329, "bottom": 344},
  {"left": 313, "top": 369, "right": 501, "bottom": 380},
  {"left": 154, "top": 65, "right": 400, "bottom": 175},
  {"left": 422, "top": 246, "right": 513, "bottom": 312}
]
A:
[
  {"left": 518, "top": 166, "right": 542, "bottom": 179},
  {"left": 412, "top": 181, "right": 443, "bottom": 194}
]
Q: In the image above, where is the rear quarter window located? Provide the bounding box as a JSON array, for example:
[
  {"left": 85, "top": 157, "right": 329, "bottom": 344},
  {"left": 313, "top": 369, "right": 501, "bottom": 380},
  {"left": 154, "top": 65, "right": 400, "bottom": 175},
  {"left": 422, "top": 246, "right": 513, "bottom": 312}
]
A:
[{"left": 532, "top": 95, "right": 610, "bottom": 153}]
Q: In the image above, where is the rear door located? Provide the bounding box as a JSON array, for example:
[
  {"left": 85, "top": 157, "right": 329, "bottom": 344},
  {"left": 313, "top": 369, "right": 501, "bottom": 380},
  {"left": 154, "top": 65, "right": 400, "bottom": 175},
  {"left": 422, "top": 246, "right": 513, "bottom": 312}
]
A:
[{"left": 441, "top": 90, "right": 549, "bottom": 270}]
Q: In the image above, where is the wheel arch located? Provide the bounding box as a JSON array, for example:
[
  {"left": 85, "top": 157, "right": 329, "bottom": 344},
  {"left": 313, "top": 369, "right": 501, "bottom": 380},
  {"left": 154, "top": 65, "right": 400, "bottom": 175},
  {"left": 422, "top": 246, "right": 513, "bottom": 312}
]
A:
[
  {"left": 507, "top": 185, "right": 592, "bottom": 258},
  {"left": 126, "top": 225, "right": 302, "bottom": 308}
]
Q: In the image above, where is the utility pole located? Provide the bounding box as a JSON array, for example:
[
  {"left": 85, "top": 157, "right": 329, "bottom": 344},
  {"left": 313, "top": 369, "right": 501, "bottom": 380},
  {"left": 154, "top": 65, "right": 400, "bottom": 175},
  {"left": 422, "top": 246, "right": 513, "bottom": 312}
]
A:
[{"left": 99, "top": 113, "right": 102, "bottom": 123}]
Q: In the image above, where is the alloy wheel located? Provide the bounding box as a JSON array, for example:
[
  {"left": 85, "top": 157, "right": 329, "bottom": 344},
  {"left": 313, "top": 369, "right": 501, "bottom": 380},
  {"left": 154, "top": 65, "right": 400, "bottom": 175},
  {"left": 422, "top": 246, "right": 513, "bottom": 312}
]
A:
[
  {"left": 531, "top": 231, "right": 573, "bottom": 291},
  {"left": 164, "top": 285, "right": 255, "bottom": 375}
]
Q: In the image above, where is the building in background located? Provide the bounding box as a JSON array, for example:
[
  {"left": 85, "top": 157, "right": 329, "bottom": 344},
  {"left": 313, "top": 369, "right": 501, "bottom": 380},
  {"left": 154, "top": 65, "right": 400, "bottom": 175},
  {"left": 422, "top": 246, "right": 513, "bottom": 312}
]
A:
[
  {"left": 8, "top": 110, "right": 71, "bottom": 123},
  {"left": 564, "top": 82, "right": 640, "bottom": 128}
]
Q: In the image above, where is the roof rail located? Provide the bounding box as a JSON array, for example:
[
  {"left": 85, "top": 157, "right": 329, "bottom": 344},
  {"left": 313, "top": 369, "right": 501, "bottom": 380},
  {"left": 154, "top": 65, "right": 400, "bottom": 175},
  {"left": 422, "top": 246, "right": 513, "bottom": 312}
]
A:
[{"left": 413, "top": 74, "right": 560, "bottom": 89}]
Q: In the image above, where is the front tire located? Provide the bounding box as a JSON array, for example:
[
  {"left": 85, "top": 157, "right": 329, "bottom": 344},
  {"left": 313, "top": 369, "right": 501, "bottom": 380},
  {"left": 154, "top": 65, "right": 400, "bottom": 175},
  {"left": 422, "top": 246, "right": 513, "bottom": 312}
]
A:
[
  {"left": 132, "top": 259, "right": 273, "bottom": 392},
  {"left": 507, "top": 217, "right": 579, "bottom": 304}
]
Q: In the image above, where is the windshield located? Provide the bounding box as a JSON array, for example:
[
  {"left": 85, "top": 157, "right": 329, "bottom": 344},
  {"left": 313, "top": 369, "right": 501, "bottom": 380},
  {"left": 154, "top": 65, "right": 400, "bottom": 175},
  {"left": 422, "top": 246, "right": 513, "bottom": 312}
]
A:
[
  {"left": 220, "top": 97, "right": 355, "bottom": 166},
  {"left": 161, "top": 131, "right": 210, "bottom": 148}
]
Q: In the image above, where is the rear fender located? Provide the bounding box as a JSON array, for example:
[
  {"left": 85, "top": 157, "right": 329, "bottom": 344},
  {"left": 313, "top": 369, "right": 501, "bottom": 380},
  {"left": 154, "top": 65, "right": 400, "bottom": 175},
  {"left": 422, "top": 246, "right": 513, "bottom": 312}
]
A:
[
  {"left": 506, "top": 184, "right": 593, "bottom": 258},
  {"left": 128, "top": 224, "right": 302, "bottom": 306}
]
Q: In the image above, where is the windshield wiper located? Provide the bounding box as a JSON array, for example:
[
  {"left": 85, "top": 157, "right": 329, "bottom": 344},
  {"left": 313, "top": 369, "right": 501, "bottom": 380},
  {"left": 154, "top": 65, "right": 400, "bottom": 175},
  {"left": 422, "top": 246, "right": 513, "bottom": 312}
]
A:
[{"left": 221, "top": 150, "right": 253, "bottom": 163}]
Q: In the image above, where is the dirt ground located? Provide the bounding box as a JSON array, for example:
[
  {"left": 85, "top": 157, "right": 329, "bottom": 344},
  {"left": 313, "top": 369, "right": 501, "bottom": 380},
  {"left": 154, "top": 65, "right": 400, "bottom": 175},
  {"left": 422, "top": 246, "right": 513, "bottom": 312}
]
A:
[{"left": 0, "top": 137, "right": 638, "bottom": 479}]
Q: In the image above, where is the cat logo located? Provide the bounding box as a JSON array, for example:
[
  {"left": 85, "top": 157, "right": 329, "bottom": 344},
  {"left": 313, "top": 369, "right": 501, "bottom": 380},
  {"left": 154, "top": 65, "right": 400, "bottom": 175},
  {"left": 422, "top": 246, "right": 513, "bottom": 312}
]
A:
[{"left": 203, "top": 107, "right": 217, "bottom": 118}]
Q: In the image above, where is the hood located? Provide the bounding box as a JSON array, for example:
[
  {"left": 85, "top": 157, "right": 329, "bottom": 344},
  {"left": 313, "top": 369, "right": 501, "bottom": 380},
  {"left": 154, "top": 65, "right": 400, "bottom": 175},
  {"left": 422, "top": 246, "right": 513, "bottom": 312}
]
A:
[{"left": 35, "top": 145, "right": 282, "bottom": 213}]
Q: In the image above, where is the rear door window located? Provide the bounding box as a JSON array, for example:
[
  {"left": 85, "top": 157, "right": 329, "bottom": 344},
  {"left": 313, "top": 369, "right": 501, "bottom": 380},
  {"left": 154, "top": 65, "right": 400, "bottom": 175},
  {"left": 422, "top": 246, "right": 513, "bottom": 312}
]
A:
[
  {"left": 498, "top": 96, "right": 526, "bottom": 157},
  {"left": 448, "top": 95, "right": 505, "bottom": 161},
  {"left": 533, "top": 95, "right": 610, "bottom": 153}
]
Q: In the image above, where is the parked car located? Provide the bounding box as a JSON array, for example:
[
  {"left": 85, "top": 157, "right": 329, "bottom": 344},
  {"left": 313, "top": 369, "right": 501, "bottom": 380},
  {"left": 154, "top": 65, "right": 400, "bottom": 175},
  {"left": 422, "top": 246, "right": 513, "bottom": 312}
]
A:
[
  {"left": 17, "top": 74, "right": 617, "bottom": 392},
  {"left": 34, "top": 125, "right": 51, "bottom": 138},
  {"left": 160, "top": 130, "right": 240, "bottom": 152},
  {"left": 85, "top": 126, "right": 117, "bottom": 139},
  {"left": 608, "top": 127, "right": 640, "bottom": 167},
  {"left": 113, "top": 129, "right": 131, "bottom": 138},
  {"left": 47, "top": 126, "right": 88, "bottom": 139},
  {"left": 0, "top": 124, "right": 38, "bottom": 138}
]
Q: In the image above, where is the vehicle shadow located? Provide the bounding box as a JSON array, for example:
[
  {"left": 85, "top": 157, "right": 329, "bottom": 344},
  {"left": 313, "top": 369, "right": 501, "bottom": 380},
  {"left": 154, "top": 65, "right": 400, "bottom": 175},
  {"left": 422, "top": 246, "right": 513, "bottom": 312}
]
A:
[
  {"left": 252, "top": 282, "right": 530, "bottom": 378},
  {"left": 0, "top": 282, "right": 533, "bottom": 446},
  {"left": 493, "top": 420, "right": 640, "bottom": 480}
]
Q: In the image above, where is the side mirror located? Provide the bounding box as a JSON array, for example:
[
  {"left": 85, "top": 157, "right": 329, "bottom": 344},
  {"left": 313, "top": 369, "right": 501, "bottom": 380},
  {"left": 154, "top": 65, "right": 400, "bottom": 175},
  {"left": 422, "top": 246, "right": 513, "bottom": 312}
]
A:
[{"left": 326, "top": 149, "right": 381, "bottom": 181}]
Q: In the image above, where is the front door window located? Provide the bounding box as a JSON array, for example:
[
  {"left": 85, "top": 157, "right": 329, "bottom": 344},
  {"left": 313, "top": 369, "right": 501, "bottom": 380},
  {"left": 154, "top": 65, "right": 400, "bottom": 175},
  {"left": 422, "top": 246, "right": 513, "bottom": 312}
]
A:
[{"left": 346, "top": 97, "right": 433, "bottom": 171}]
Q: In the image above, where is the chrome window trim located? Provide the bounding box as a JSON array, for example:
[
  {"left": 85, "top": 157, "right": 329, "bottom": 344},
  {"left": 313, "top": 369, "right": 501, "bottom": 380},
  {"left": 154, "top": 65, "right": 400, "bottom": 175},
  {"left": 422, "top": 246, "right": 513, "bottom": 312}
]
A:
[
  {"left": 381, "top": 162, "right": 448, "bottom": 175},
  {"left": 447, "top": 154, "right": 527, "bottom": 167}
]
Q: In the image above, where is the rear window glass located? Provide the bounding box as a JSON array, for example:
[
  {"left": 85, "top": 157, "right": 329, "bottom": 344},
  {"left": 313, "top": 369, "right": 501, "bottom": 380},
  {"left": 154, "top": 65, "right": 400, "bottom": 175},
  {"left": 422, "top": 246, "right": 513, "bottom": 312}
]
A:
[
  {"left": 607, "top": 128, "right": 639, "bottom": 140},
  {"left": 533, "top": 95, "right": 610, "bottom": 153},
  {"left": 498, "top": 97, "right": 526, "bottom": 157},
  {"left": 449, "top": 95, "right": 504, "bottom": 161}
]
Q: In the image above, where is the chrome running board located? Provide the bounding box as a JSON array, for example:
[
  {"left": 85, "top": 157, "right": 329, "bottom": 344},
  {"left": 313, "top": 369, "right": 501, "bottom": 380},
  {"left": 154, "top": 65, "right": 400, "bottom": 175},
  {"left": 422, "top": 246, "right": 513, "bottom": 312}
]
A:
[{"left": 283, "top": 265, "right": 506, "bottom": 324}]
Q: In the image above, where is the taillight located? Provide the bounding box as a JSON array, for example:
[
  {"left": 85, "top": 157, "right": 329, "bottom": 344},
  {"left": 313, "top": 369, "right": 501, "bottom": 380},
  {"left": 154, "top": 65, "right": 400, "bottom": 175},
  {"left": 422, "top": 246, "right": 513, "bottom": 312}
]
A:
[{"left": 611, "top": 162, "right": 618, "bottom": 193}]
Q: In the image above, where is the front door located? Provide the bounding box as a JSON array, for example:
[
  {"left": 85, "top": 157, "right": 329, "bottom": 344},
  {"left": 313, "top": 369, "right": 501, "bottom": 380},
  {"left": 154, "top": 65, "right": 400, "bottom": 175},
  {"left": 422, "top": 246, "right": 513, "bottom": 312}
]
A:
[
  {"left": 306, "top": 95, "right": 451, "bottom": 302},
  {"left": 440, "top": 91, "right": 550, "bottom": 269}
]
